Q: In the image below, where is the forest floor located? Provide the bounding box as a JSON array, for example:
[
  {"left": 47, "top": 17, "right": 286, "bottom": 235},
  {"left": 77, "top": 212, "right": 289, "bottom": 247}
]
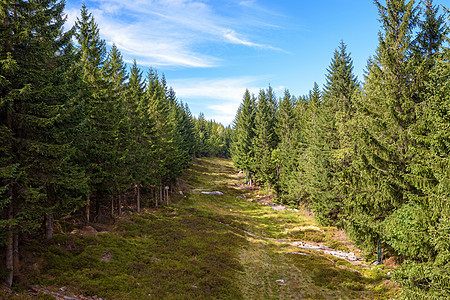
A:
[{"left": 3, "top": 158, "right": 399, "bottom": 299}]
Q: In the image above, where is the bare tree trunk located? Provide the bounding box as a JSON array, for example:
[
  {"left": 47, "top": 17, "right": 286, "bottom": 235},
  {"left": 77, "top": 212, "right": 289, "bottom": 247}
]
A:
[
  {"left": 5, "top": 87, "right": 14, "bottom": 286},
  {"left": 13, "top": 233, "right": 19, "bottom": 278},
  {"left": 45, "top": 212, "right": 54, "bottom": 240},
  {"left": 6, "top": 228, "right": 13, "bottom": 287},
  {"left": 86, "top": 194, "right": 90, "bottom": 224},
  {"left": 154, "top": 187, "right": 158, "bottom": 207},
  {"left": 159, "top": 185, "right": 163, "bottom": 205},
  {"left": 136, "top": 185, "right": 141, "bottom": 213},
  {"left": 118, "top": 194, "right": 122, "bottom": 216},
  {"left": 166, "top": 186, "right": 169, "bottom": 205},
  {"left": 111, "top": 194, "right": 114, "bottom": 216},
  {"left": 6, "top": 188, "right": 14, "bottom": 287}
]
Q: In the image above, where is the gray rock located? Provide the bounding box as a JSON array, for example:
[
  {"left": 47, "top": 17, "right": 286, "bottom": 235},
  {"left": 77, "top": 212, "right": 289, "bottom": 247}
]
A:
[{"left": 202, "top": 191, "right": 223, "bottom": 195}]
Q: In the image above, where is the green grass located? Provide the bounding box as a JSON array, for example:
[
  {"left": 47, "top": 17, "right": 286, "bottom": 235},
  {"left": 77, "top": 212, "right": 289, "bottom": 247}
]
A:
[{"left": 26, "top": 157, "right": 396, "bottom": 299}]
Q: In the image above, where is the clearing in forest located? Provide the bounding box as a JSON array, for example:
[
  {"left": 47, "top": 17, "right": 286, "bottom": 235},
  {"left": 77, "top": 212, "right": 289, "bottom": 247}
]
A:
[{"left": 14, "top": 158, "right": 397, "bottom": 299}]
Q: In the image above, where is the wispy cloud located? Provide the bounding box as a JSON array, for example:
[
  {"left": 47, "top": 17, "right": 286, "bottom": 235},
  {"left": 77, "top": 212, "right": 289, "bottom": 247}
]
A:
[
  {"left": 222, "top": 29, "right": 288, "bottom": 52},
  {"left": 67, "top": 0, "right": 286, "bottom": 68}
]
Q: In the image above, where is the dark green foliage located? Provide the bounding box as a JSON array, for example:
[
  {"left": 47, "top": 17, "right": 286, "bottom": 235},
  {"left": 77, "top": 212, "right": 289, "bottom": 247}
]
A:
[
  {"left": 231, "top": 90, "right": 256, "bottom": 182},
  {"left": 193, "top": 114, "right": 231, "bottom": 158},
  {"left": 0, "top": 0, "right": 88, "bottom": 231},
  {"left": 344, "top": 0, "right": 420, "bottom": 252},
  {"left": 253, "top": 89, "right": 277, "bottom": 189},
  {"left": 305, "top": 42, "right": 358, "bottom": 227},
  {"left": 393, "top": 39, "right": 450, "bottom": 298},
  {"left": 0, "top": 2, "right": 226, "bottom": 286},
  {"left": 229, "top": 1, "right": 449, "bottom": 296},
  {"left": 0, "top": 0, "right": 89, "bottom": 286},
  {"left": 274, "top": 89, "right": 304, "bottom": 205}
]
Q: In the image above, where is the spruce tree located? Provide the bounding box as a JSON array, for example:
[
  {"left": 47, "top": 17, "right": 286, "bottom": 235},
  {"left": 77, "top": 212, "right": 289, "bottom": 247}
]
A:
[
  {"left": 253, "top": 89, "right": 276, "bottom": 190},
  {"left": 73, "top": 4, "right": 118, "bottom": 221},
  {"left": 146, "top": 69, "right": 173, "bottom": 203},
  {"left": 102, "top": 44, "right": 130, "bottom": 215},
  {"left": 391, "top": 3, "right": 449, "bottom": 297},
  {"left": 275, "top": 89, "right": 300, "bottom": 203},
  {"left": 0, "top": 0, "right": 87, "bottom": 285},
  {"left": 124, "top": 60, "right": 148, "bottom": 212},
  {"left": 231, "top": 90, "right": 256, "bottom": 184},
  {"left": 307, "top": 42, "right": 358, "bottom": 226},
  {"left": 346, "top": 0, "right": 420, "bottom": 253}
]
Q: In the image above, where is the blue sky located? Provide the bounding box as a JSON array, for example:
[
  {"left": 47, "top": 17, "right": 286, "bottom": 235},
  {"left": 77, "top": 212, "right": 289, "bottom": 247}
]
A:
[{"left": 63, "top": 0, "right": 403, "bottom": 125}]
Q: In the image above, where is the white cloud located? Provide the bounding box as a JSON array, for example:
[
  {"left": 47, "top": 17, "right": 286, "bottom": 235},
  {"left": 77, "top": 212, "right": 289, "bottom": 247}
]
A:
[
  {"left": 68, "top": 0, "right": 285, "bottom": 68},
  {"left": 64, "top": 8, "right": 79, "bottom": 31}
]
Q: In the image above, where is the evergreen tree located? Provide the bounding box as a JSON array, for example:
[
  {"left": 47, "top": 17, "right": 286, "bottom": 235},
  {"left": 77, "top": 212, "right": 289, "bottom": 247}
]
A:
[
  {"left": 0, "top": 0, "right": 87, "bottom": 285},
  {"left": 74, "top": 4, "right": 106, "bottom": 81},
  {"left": 124, "top": 60, "right": 150, "bottom": 212},
  {"left": 390, "top": 3, "right": 449, "bottom": 297},
  {"left": 307, "top": 42, "right": 358, "bottom": 226},
  {"left": 146, "top": 69, "right": 173, "bottom": 203},
  {"left": 231, "top": 90, "right": 256, "bottom": 184},
  {"left": 275, "top": 89, "right": 303, "bottom": 204},
  {"left": 253, "top": 89, "right": 276, "bottom": 190},
  {"left": 73, "top": 4, "right": 120, "bottom": 221},
  {"left": 166, "top": 86, "right": 188, "bottom": 183},
  {"left": 101, "top": 44, "right": 130, "bottom": 214},
  {"left": 346, "top": 0, "right": 420, "bottom": 253},
  {"left": 180, "top": 102, "right": 196, "bottom": 159},
  {"left": 194, "top": 112, "right": 210, "bottom": 157},
  {"left": 393, "top": 39, "right": 450, "bottom": 298}
]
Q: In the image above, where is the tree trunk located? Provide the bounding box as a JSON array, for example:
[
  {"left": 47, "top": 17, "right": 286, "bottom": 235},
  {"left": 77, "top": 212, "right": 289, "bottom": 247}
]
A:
[
  {"left": 45, "top": 212, "right": 54, "bottom": 240},
  {"left": 6, "top": 228, "right": 13, "bottom": 287},
  {"left": 111, "top": 194, "right": 114, "bottom": 216},
  {"left": 86, "top": 194, "right": 90, "bottom": 224},
  {"left": 118, "top": 194, "right": 122, "bottom": 216},
  {"left": 5, "top": 188, "right": 14, "bottom": 287},
  {"left": 166, "top": 186, "right": 169, "bottom": 205},
  {"left": 5, "top": 89, "right": 14, "bottom": 287},
  {"left": 154, "top": 187, "right": 158, "bottom": 207},
  {"left": 13, "top": 233, "right": 19, "bottom": 278},
  {"left": 159, "top": 185, "right": 163, "bottom": 205},
  {"left": 136, "top": 185, "right": 141, "bottom": 213}
]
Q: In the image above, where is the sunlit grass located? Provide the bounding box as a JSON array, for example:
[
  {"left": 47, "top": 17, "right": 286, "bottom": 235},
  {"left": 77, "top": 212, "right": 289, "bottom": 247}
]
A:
[{"left": 25, "top": 157, "right": 397, "bottom": 299}]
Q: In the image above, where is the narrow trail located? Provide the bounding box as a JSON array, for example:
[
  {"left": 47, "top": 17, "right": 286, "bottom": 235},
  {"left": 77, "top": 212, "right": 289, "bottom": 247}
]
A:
[{"left": 186, "top": 158, "right": 394, "bottom": 299}]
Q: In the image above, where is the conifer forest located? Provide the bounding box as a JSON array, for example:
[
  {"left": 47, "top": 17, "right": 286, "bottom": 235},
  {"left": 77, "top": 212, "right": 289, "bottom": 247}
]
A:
[{"left": 1, "top": 0, "right": 450, "bottom": 299}]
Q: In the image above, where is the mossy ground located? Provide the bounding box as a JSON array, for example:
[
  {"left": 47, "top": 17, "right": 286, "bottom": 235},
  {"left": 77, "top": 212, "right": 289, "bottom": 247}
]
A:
[{"left": 10, "top": 158, "right": 397, "bottom": 299}]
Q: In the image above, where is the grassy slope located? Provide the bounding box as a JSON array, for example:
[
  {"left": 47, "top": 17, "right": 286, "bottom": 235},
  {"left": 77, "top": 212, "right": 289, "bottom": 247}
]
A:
[{"left": 17, "top": 158, "right": 396, "bottom": 299}]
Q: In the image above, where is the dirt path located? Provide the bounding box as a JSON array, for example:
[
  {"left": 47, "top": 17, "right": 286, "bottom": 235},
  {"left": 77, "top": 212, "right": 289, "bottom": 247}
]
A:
[{"left": 186, "top": 158, "right": 394, "bottom": 299}]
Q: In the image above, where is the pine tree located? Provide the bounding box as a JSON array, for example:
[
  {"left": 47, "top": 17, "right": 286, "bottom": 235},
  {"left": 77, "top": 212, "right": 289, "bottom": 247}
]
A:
[
  {"left": 253, "top": 89, "right": 276, "bottom": 190},
  {"left": 231, "top": 90, "right": 256, "bottom": 184},
  {"left": 307, "top": 42, "right": 358, "bottom": 226},
  {"left": 393, "top": 38, "right": 450, "bottom": 298},
  {"left": 101, "top": 44, "right": 130, "bottom": 215},
  {"left": 346, "top": 0, "right": 420, "bottom": 253},
  {"left": 275, "top": 89, "right": 300, "bottom": 203},
  {"left": 194, "top": 112, "right": 210, "bottom": 157},
  {"left": 73, "top": 4, "right": 118, "bottom": 221},
  {"left": 124, "top": 60, "right": 147, "bottom": 212},
  {"left": 1, "top": 0, "right": 87, "bottom": 285},
  {"left": 390, "top": 3, "right": 449, "bottom": 297},
  {"left": 180, "top": 102, "right": 196, "bottom": 159},
  {"left": 146, "top": 69, "right": 173, "bottom": 204},
  {"left": 74, "top": 4, "right": 106, "bottom": 81}
]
